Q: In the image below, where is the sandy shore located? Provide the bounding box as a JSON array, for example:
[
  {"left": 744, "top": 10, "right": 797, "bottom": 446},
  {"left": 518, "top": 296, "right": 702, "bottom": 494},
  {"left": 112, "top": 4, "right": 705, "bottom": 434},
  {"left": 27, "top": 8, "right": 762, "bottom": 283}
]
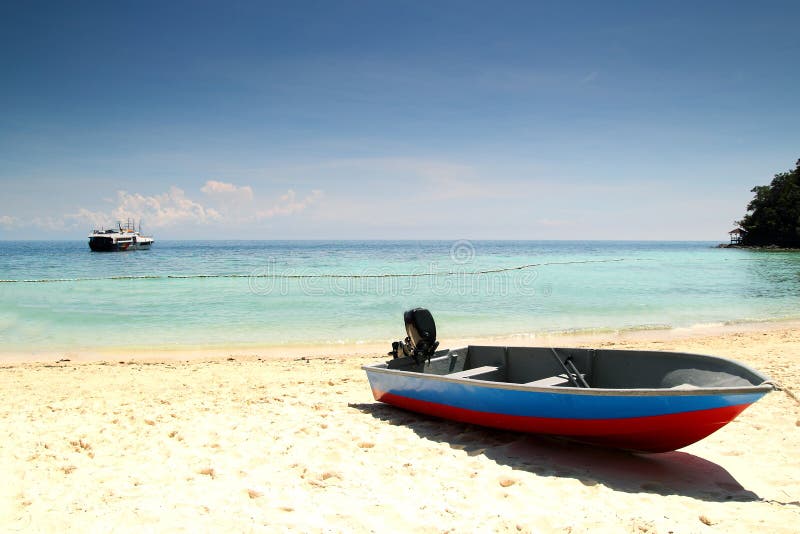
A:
[{"left": 1, "top": 325, "right": 799, "bottom": 532}]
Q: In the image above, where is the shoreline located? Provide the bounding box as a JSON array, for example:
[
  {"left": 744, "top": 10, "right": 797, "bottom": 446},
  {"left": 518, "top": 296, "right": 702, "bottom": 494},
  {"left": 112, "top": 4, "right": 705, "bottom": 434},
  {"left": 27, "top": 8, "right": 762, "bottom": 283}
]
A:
[
  {"left": 4, "top": 317, "right": 800, "bottom": 364},
  {"left": 717, "top": 243, "right": 800, "bottom": 251}
]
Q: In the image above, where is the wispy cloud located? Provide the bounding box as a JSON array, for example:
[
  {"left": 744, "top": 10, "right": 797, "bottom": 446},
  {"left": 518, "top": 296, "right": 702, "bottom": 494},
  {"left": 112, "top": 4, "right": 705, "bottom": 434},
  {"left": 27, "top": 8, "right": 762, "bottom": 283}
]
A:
[
  {"left": 308, "top": 157, "right": 499, "bottom": 201},
  {"left": 257, "top": 189, "right": 323, "bottom": 219},
  {"left": 0, "top": 215, "right": 18, "bottom": 227},
  {"left": 476, "top": 68, "right": 561, "bottom": 92},
  {"left": 65, "top": 208, "right": 111, "bottom": 229},
  {"left": 580, "top": 71, "right": 599, "bottom": 85},
  {"left": 537, "top": 218, "right": 574, "bottom": 228},
  {"left": 199, "top": 180, "right": 323, "bottom": 221},
  {"left": 201, "top": 180, "right": 254, "bottom": 202},
  {"left": 29, "top": 215, "right": 69, "bottom": 231},
  {"left": 413, "top": 162, "right": 491, "bottom": 201}
]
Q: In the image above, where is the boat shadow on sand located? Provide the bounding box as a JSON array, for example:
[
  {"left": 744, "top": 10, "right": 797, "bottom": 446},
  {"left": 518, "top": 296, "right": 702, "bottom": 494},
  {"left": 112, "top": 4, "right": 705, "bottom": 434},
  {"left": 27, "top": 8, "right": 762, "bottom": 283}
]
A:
[{"left": 350, "top": 402, "right": 761, "bottom": 503}]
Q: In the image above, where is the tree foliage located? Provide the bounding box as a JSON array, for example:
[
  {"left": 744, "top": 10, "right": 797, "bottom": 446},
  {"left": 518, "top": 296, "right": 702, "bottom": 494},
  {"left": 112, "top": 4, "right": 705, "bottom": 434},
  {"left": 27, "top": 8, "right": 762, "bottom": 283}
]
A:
[{"left": 737, "top": 159, "right": 800, "bottom": 247}]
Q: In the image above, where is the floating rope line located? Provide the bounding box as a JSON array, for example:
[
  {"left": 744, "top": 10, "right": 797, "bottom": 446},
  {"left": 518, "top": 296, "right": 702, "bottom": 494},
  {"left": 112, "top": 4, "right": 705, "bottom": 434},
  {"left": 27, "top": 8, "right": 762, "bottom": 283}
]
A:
[{"left": 0, "top": 258, "right": 630, "bottom": 283}]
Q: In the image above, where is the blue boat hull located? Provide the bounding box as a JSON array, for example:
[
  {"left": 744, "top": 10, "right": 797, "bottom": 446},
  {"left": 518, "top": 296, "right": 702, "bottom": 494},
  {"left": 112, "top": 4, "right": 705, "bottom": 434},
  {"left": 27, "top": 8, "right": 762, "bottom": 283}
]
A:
[{"left": 364, "top": 364, "right": 770, "bottom": 453}]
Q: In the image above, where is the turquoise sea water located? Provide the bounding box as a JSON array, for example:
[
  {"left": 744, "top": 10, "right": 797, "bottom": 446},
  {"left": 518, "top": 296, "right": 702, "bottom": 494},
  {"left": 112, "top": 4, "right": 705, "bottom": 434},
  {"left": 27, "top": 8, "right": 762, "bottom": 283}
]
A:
[{"left": 0, "top": 240, "right": 798, "bottom": 353}]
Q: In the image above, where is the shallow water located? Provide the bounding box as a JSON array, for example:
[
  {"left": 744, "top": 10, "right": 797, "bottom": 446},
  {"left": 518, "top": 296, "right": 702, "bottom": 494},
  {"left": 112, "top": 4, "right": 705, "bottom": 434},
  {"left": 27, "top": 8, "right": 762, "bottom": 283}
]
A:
[{"left": 0, "top": 240, "right": 798, "bottom": 352}]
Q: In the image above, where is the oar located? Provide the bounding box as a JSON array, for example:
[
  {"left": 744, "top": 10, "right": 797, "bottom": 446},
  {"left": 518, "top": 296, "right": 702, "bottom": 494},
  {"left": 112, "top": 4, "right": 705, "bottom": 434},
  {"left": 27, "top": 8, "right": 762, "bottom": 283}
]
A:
[{"left": 549, "top": 348, "right": 590, "bottom": 388}]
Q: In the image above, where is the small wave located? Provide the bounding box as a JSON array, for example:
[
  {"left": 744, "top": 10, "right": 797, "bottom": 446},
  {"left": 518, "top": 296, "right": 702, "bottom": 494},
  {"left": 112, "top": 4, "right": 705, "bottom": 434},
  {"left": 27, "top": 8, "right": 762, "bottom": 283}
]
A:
[
  {"left": 722, "top": 315, "right": 800, "bottom": 326},
  {"left": 672, "top": 322, "right": 727, "bottom": 331},
  {"left": 535, "top": 324, "right": 675, "bottom": 338}
]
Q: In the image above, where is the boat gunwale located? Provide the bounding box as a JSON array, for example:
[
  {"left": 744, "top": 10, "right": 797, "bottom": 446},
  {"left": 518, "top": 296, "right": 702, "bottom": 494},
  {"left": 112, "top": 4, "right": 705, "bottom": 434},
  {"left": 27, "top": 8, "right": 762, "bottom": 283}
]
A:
[{"left": 362, "top": 346, "right": 775, "bottom": 398}]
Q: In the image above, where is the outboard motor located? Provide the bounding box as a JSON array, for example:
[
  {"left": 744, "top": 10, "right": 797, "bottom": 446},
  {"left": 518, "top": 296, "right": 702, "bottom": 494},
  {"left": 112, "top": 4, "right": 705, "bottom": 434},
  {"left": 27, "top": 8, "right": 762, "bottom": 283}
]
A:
[{"left": 389, "top": 308, "right": 440, "bottom": 364}]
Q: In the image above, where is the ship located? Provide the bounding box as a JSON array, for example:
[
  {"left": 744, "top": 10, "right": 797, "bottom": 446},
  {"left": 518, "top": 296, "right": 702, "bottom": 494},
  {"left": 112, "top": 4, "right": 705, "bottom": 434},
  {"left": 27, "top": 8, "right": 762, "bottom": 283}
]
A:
[{"left": 88, "top": 219, "right": 155, "bottom": 252}]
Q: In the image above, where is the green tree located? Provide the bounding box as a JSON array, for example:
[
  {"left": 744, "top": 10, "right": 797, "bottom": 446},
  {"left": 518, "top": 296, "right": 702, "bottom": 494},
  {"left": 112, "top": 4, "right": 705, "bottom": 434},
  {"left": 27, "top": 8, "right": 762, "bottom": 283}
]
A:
[{"left": 737, "top": 159, "right": 800, "bottom": 247}]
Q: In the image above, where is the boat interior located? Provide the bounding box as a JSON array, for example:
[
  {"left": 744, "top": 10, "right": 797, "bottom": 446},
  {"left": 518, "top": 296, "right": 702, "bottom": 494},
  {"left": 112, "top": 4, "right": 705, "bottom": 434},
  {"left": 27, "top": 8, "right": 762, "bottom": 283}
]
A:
[
  {"left": 385, "top": 345, "right": 767, "bottom": 389},
  {"left": 381, "top": 308, "right": 768, "bottom": 390}
]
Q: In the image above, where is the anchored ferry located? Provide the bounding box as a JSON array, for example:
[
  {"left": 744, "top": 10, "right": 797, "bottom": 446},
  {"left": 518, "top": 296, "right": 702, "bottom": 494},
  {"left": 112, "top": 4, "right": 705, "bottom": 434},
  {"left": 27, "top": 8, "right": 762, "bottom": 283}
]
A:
[{"left": 88, "top": 219, "right": 154, "bottom": 252}]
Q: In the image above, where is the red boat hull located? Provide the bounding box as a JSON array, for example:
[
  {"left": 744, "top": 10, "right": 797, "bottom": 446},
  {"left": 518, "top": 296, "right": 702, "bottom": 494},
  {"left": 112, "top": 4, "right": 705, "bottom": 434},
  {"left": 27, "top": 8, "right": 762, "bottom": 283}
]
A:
[{"left": 374, "top": 390, "right": 753, "bottom": 453}]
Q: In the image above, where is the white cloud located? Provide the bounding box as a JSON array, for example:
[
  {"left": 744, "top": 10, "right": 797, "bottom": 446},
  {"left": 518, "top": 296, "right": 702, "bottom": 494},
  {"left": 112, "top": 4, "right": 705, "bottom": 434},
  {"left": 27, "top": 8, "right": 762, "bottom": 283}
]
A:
[
  {"left": 10, "top": 183, "right": 324, "bottom": 236},
  {"left": 60, "top": 187, "right": 221, "bottom": 230},
  {"left": 112, "top": 187, "right": 221, "bottom": 227},
  {"left": 257, "top": 189, "right": 323, "bottom": 219}
]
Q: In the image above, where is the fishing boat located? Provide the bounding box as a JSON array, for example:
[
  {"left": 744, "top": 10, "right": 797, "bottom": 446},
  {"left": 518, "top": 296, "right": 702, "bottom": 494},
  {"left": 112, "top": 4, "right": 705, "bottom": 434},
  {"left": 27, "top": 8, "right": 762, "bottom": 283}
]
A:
[
  {"left": 88, "top": 219, "right": 154, "bottom": 252},
  {"left": 363, "top": 308, "right": 776, "bottom": 453}
]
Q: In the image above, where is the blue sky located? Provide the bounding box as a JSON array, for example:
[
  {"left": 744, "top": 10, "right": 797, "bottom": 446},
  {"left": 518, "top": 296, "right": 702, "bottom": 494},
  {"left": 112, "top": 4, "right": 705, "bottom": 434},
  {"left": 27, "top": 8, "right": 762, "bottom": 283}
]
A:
[{"left": 1, "top": 1, "right": 798, "bottom": 240}]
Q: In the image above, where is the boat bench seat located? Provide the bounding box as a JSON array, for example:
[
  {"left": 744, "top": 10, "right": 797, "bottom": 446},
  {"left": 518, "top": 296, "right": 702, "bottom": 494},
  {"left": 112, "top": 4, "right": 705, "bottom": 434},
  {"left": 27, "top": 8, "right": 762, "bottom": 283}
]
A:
[
  {"left": 445, "top": 365, "right": 500, "bottom": 379},
  {"left": 524, "top": 374, "right": 585, "bottom": 387}
]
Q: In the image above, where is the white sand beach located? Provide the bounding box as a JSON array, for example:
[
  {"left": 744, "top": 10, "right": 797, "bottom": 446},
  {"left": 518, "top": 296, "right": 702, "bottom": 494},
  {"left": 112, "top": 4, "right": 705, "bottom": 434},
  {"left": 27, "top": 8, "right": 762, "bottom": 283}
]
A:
[{"left": 1, "top": 324, "right": 799, "bottom": 532}]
